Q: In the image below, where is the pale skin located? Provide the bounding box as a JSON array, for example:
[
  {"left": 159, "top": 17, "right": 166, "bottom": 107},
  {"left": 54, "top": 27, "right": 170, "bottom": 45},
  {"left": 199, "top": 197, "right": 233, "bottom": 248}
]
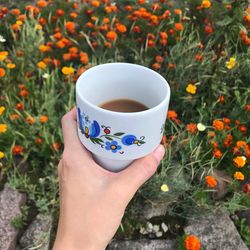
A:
[{"left": 53, "top": 107, "right": 165, "bottom": 250}]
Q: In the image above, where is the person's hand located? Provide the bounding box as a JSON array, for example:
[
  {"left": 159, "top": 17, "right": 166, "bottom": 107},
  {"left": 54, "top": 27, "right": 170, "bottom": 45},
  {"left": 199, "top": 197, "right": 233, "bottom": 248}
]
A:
[{"left": 53, "top": 107, "right": 165, "bottom": 250}]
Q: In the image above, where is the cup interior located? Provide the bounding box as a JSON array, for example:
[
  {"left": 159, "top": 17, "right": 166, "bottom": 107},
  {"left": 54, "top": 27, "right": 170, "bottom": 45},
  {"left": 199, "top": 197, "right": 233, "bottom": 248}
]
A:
[{"left": 76, "top": 63, "right": 169, "bottom": 110}]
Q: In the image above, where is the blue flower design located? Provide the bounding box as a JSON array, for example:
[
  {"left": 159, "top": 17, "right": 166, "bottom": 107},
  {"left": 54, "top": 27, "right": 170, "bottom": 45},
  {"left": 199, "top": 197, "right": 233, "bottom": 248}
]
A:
[
  {"left": 105, "top": 140, "right": 122, "bottom": 153},
  {"left": 122, "top": 135, "right": 137, "bottom": 146}
]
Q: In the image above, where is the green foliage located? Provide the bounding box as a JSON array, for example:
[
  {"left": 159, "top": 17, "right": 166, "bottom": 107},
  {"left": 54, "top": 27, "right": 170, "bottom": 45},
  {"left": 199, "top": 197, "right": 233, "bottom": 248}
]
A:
[{"left": 235, "top": 218, "right": 250, "bottom": 246}]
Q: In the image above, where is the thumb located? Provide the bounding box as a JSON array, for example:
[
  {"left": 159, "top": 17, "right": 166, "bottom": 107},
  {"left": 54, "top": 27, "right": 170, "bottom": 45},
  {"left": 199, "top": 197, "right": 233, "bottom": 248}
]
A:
[{"left": 116, "top": 145, "right": 165, "bottom": 196}]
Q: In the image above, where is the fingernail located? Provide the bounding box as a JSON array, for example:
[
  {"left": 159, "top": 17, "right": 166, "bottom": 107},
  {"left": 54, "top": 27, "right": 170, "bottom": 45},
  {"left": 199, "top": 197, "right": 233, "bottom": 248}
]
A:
[{"left": 153, "top": 145, "right": 165, "bottom": 163}]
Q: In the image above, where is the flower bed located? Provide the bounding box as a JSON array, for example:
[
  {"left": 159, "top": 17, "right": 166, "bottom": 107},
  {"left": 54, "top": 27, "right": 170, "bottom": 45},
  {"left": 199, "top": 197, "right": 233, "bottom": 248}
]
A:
[{"left": 0, "top": 0, "right": 249, "bottom": 249}]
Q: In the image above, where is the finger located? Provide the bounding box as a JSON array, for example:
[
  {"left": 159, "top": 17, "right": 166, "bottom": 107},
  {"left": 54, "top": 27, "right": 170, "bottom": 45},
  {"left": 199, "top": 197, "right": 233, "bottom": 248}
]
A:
[
  {"left": 61, "top": 107, "right": 91, "bottom": 157},
  {"left": 115, "top": 145, "right": 165, "bottom": 197}
]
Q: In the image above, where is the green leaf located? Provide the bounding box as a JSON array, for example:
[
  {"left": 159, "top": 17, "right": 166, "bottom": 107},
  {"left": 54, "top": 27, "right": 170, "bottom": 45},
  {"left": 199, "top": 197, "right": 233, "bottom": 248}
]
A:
[
  {"left": 95, "top": 138, "right": 104, "bottom": 143},
  {"left": 105, "top": 136, "right": 113, "bottom": 141},
  {"left": 139, "top": 141, "right": 145, "bottom": 144},
  {"left": 114, "top": 132, "right": 125, "bottom": 136},
  {"left": 217, "top": 16, "right": 233, "bottom": 27}
]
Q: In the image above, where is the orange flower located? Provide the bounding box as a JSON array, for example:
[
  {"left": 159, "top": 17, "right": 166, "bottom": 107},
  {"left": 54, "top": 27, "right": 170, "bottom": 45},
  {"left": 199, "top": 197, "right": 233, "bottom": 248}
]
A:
[
  {"left": 106, "top": 31, "right": 117, "bottom": 41},
  {"left": 39, "top": 17, "right": 47, "bottom": 26},
  {"left": 70, "top": 12, "right": 78, "bottom": 19},
  {"left": 244, "top": 104, "right": 250, "bottom": 112},
  {"left": 152, "top": 63, "right": 161, "bottom": 70},
  {"left": 91, "top": 0, "right": 100, "bottom": 7},
  {"left": 239, "top": 125, "right": 247, "bottom": 133},
  {"left": 155, "top": 55, "right": 164, "bottom": 63},
  {"left": 138, "top": 0, "right": 145, "bottom": 4},
  {"left": 39, "top": 45, "right": 51, "bottom": 52},
  {"left": 234, "top": 171, "right": 244, "bottom": 181},
  {"left": 15, "top": 102, "right": 24, "bottom": 110},
  {"left": 204, "top": 25, "right": 213, "bottom": 34},
  {"left": 116, "top": 23, "right": 127, "bottom": 33},
  {"left": 52, "top": 142, "right": 61, "bottom": 151},
  {"left": 174, "top": 23, "right": 183, "bottom": 31},
  {"left": 37, "top": 61, "right": 47, "bottom": 69},
  {"left": 35, "top": 138, "right": 43, "bottom": 144},
  {"left": 12, "top": 145, "right": 24, "bottom": 155},
  {"left": 19, "top": 89, "right": 29, "bottom": 98},
  {"left": 236, "top": 141, "right": 247, "bottom": 149},
  {"left": 10, "top": 114, "right": 20, "bottom": 120},
  {"left": 186, "top": 123, "right": 198, "bottom": 134},
  {"left": 0, "top": 124, "right": 7, "bottom": 133},
  {"left": 80, "top": 52, "right": 89, "bottom": 64},
  {"left": 223, "top": 134, "right": 233, "bottom": 147},
  {"left": 174, "top": 9, "right": 182, "bottom": 15},
  {"left": 11, "top": 9, "right": 21, "bottom": 15},
  {"left": 212, "top": 120, "right": 224, "bottom": 131},
  {"left": 12, "top": 24, "right": 20, "bottom": 31},
  {"left": 213, "top": 148, "right": 223, "bottom": 158},
  {"left": 65, "top": 21, "right": 75, "bottom": 33},
  {"left": 205, "top": 175, "right": 217, "bottom": 188},
  {"left": 0, "top": 68, "right": 5, "bottom": 77},
  {"left": 201, "top": 0, "right": 211, "bottom": 9},
  {"left": 243, "top": 183, "right": 250, "bottom": 195},
  {"left": 25, "top": 116, "right": 36, "bottom": 125},
  {"left": 167, "top": 110, "right": 178, "bottom": 120},
  {"left": 37, "top": 0, "right": 47, "bottom": 8},
  {"left": 40, "top": 115, "right": 49, "bottom": 123},
  {"left": 184, "top": 235, "right": 201, "bottom": 250},
  {"left": 56, "top": 9, "right": 65, "bottom": 16},
  {"left": 233, "top": 156, "right": 247, "bottom": 168},
  {"left": 53, "top": 32, "right": 63, "bottom": 40}
]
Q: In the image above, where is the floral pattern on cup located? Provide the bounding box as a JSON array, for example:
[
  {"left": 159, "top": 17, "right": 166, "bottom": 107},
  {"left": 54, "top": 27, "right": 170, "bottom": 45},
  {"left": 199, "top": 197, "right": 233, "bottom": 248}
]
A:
[{"left": 77, "top": 107, "right": 146, "bottom": 154}]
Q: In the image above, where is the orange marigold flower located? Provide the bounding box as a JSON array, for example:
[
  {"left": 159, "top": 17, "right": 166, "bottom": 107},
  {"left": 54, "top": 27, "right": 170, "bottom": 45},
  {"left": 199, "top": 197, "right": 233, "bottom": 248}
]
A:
[
  {"left": 11, "top": 8, "right": 21, "bottom": 15},
  {"left": 204, "top": 25, "right": 213, "bottom": 34},
  {"left": 205, "top": 175, "right": 217, "bottom": 188},
  {"left": 52, "top": 142, "right": 61, "bottom": 151},
  {"left": 233, "top": 156, "right": 247, "bottom": 168},
  {"left": 10, "top": 114, "right": 20, "bottom": 120},
  {"left": 223, "top": 134, "right": 233, "bottom": 147},
  {"left": 244, "top": 104, "right": 250, "bottom": 111},
  {"left": 39, "top": 17, "right": 47, "bottom": 26},
  {"left": 174, "top": 23, "right": 183, "bottom": 31},
  {"left": 37, "top": 61, "right": 47, "bottom": 69},
  {"left": 91, "top": 0, "right": 100, "bottom": 7},
  {"left": 61, "top": 66, "right": 74, "bottom": 75},
  {"left": 25, "top": 116, "right": 36, "bottom": 125},
  {"left": 37, "top": 0, "right": 47, "bottom": 8},
  {"left": 70, "top": 12, "right": 78, "bottom": 19},
  {"left": 174, "top": 9, "right": 182, "bottom": 15},
  {"left": 80, "top": 52, "right": 89, "bottom": 64},
  {"left": 243, "top": 183, "right": 250, "bottom": 195},
  {"left": 56, "top": 9, "right": 65, "bottom": 16},
  {"left": 19, "top": 89, "right": 29, "bottom": 98},
  {"left": 236, "top": 141, "right": 247, "bottom": 149},
  {"left": 7, "top": 63, "right": 16, "bottom": 69},
  {"left": 0, "top": 68, "right": 6, "bottom": 77},
  {"left": 213, "top": 148, "right": 223, "bottom": 158},
  {"left": 116, "top": 23, "right": 127, "bottom": 33},
  {"left": 106, "top": 31, "right": 117, "bottom": 41},
  {"left": 234, "top": 171, "right": 244, "bottom": 181},
  {"left": 155, "top": 55, "right": 164, "bottom": 63},
  {"left": 152, "top": 63, "right": 161, "bottom": 70},
  {"left": 35, "top": 138, "right": 43, "bottom": 144},
  {"left": 238, "top": 125, "right": 247, "bottom": 133},
  {"left": 12, "top": 145, "right": 24, "bottom": 155},
  {"left": 201, "top": 0, "right": 211, "bottom": 9},
  {"left": 212, "top": 120, "right": 224, "bottom": 131},
  {"left": 223, "top": 117, "right": 230, "bottom": 125},
  {"left": 15, "top": 102, "right": 24, "bottom": 110},
  {"left": 184, "top": 235, "right": 201, "bottom": 250},
  {"left": 53, "top": 32, "right": 63, "bottom": 40},
  {"left": 39, "top": 45, "right": 51, "bottom": 52},
  {"left": 0, "top": 124, "right": 7, "bottom": 133},
  {"left": 40, "top": 115, "right": 49, "bottom": 123},
  {"left": 186, "top": 123, "right": 198, "bottom": 134},
  {"left": 63, "top": 53, "right": 71, "bottom": 61},
  {"left": 12, "top": 23, "right": 20, "bottom": 31},
  {"left": 65, "top": 21, "right": 75, "bottom": 33},
  {"left": 167, "top": 110, "right": 178, "bottom": 120},
  {"left": 0, "top": 51, "right": 8, "bottom": 61},
  {"left": 138, "top": 0, "right": 145, "bottom": 4}
]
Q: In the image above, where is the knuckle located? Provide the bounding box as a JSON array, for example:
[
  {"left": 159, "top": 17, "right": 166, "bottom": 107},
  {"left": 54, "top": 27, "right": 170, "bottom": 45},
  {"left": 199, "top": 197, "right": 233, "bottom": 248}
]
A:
[{"left": 142, "top": 156, "right": 158, "bottom": 176}]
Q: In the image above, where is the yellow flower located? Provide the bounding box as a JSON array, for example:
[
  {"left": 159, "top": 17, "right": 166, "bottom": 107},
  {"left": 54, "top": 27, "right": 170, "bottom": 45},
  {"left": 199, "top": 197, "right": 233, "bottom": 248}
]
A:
[
  {"left": 0, "top": 51, "right": 8, "bottom": 61},
  {"left": 0, "top": 124, "right": 7, "bottom": 133},
  {"left": 161, "top": 184, "right": 169, "bottom": 192},
  {"left": 37, "top": 61, "right": 47, "bottom": 69},
  {"left": 186, "top": 83, "right": 197, "bottom": 94},
  {"left": 35, "top": 24, "right": 42, "bottom": 30},
  {"left": 226, "top": 57, "right": 236, "bottom": 69},
  {"left": 6, "top": 63, "right": 16, "bottom": 69},
  {"left": 234, "top": 171, "right": 244, "bottom": 181},
  {"left": 16, "top": 20, "right": 23, "bottom": 26},
  {"left": 0, "top": 151, "right": 4, "bottom": 159},
  {"left": 233, "top": 156, "right": 247, "bottom": 168},
  {"left": 0, "top": 106, "right": 5, "bottom": 115},
  {"left": 201, "top": 0, "right": 211, "bottom": 8},
  {"left": 62, "top": 66, "right": 75, "bottom": 75}
]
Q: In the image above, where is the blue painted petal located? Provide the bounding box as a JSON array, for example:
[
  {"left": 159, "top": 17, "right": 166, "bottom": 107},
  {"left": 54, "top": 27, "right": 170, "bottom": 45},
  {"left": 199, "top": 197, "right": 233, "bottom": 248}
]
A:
[
  {"left": 116, "top": 145, "right": 122, "bottom": 150},
  {"left": 112, "top": 148, "right": 117, "bottom": 153},
  {"left": 105, "top": 146, "right": 111, "bottom": 151},
  {"left": 89, "top": 120, "right": 100, "bottom": 138},
  {"left": 122, "top": 135, "right": 137, "bottom": 146},
  {"left": 112, "top": 140, "right": 118, "bottom": 146},
  {"left": 105, "top": 141, "right": 111, "bottom": 147},
  {"left": 77, "top": 108, "right": 84, "bottom": 133}
]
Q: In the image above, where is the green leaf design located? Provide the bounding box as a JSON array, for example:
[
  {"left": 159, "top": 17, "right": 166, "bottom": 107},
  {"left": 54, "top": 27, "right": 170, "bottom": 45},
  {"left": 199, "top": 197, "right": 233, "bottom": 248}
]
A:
[
  {"left": 90, "top": 138, "right": 96, "bottom": 144},
  {"left": 139, "top": 141, "right": 145, "bottom": 144},
  {"left": 95, "top": 138, "right": 104, "bottom": 143},
  {"left": 114, "top": 132, "right": 125, "bottom": 136},
  {"left": 105, "top": 136, "right": 113, "bottom": 141}
]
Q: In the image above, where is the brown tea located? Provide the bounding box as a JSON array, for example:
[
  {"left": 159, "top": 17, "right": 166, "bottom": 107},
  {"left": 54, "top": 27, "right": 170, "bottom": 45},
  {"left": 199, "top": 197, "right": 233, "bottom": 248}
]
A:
[{"left": 99, "top": 99, "right": 148, "bottom": 112}]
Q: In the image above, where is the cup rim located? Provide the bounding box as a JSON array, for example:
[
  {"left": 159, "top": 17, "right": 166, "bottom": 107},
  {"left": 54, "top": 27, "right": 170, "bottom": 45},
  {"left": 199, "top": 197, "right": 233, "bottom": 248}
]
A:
[{"left": 76, "top": 62, "right": 170, "bottom": 116}]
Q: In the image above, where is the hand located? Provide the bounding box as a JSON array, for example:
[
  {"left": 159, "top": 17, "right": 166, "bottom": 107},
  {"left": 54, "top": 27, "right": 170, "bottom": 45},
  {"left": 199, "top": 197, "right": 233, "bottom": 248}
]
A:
[{"left": 53, "top": 107, "right": 165, "bottom": 250}]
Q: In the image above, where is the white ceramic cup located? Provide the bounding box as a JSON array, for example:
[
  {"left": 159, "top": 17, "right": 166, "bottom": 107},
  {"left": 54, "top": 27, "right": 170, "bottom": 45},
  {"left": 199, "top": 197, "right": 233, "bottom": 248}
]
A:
[{"left": 76, "top": 63, "right": 170, "bottom": 172}]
